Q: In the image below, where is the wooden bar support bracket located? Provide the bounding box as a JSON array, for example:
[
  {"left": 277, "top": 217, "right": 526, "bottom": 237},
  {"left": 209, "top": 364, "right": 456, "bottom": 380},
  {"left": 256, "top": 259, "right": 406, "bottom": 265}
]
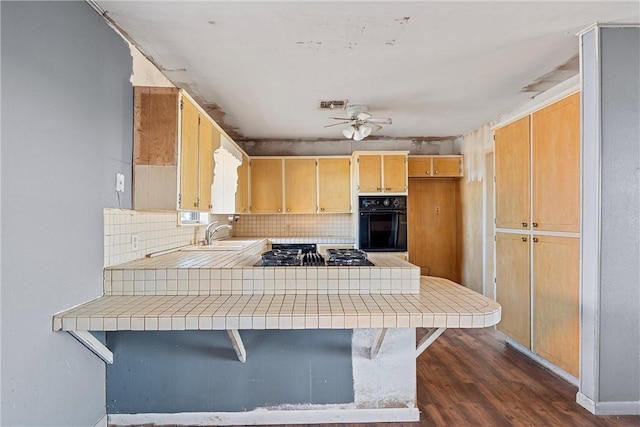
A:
[
  {"left": 416, "top": 327, "right": 446, "bottom": 358},
  {"left": 226, "top": 329, "right": 247, "bottom": 363},
  {"left": 68, "top": 331, "right": 113, "bottom": 364},
  {"left": 370, "top": 328, "right": 388, "bottom": 359}
]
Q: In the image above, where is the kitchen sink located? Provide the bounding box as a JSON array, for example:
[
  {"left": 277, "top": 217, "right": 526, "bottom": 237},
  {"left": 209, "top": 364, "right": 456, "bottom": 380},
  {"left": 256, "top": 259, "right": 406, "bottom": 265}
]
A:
[{"left": 181, "top": 239, "right": 261, "bottom": 252}]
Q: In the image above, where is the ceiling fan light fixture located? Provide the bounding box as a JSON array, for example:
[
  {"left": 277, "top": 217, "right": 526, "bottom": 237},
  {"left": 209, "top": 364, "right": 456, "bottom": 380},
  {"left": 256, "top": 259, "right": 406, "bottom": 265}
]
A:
[
  {"left": 353, "top": 126, "right": 365, "bottom": 141},
  {"left": 343, "top": 126, "right": 355, "bottom": 139},
  {"left": 361, "top": 125, "right": 372, "bottom": 138}
]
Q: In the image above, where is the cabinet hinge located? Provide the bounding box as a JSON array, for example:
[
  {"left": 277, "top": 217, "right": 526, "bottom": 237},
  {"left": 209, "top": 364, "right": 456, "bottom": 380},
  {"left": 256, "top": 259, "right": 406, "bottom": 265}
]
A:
[
  {"left": 493, "top": 134, "right": 495, "bottom": 141},
  {"left": 315, "top": 160, "right": 318, "bottom": 166},
  {"left": 198, "top": 116, "right": 201, "bottom": 125},
  {"left": 195, "top": 197, "right": 200, "bottom": 208},
  {"left": 494, "top": 218, "right": 496, "bottom": 225},
  {"left": 178, "top": 194, "right": 182, "bottom": 206},
  {"left": 349, "top": 160, "right": 352, "bottom": 166},
  {"left": 180, "top": 100, "right": 184, "bottom": 110},
  {"left": 493, "top": 176, "right": 496, "bottom": 182},
  {"left": 494, "top": 234, "right": 496, "bottom": 241},
  {"left": 357, "top": 158, "right": 359, "bottom": 163}
]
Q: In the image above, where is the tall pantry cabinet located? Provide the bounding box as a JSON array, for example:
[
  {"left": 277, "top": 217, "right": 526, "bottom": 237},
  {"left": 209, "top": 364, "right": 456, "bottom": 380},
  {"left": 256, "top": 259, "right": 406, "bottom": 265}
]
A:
[{"left": 494, "top": 92, "right": 580, "bottom": 378}]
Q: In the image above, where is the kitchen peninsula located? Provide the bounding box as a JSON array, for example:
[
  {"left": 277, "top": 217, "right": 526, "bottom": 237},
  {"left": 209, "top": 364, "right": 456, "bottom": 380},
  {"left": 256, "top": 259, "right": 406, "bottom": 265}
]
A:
[{"left": 53, "top": 238, "right": 500, "bottom": 424}]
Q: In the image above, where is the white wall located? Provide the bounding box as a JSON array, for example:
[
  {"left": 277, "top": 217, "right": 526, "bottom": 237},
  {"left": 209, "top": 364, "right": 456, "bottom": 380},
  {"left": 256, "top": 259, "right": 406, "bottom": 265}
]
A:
[{"left": 1, "top": 2, "right": 133, "bottom": 425}]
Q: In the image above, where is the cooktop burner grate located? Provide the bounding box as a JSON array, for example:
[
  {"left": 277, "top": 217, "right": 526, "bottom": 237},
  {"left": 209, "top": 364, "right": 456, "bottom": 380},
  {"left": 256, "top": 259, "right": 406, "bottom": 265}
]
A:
[{"left": 256, "top": 245, "right": 374, "bottom": 267}]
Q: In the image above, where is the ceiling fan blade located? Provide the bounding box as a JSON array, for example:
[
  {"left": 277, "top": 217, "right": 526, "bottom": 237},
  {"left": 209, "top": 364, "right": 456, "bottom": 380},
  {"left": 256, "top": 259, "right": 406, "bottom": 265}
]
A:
[
  {"left": 324, "top": 121, "right": 351, "bottom": 128},
  {"left": 356, "top": 112, "right": 372, "bottom": 121},
  {"left": 329, "top": 117, "right": 353, "bottom": 120},
  {"left": 369, "top": 123, "right": 383, "bottom": 132},
  {"left": 367, "top": 117, "right": 392, "bottom": 125}
]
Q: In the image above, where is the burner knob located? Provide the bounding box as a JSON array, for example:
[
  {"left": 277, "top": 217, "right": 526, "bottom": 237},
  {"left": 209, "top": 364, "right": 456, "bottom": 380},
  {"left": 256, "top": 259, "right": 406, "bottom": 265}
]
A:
[
  {"left": 393, "top": 198, "right": 400, "bottom": 207},
  {"left": 383, "top": 198, "right": 390, "bottom": 207}
]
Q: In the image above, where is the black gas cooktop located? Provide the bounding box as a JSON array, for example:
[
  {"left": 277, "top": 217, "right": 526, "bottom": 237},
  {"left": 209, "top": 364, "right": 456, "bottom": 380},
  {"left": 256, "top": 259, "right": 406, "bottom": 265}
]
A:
[{"left": 257, "top": 244, "right": 374, "bottom": 267}]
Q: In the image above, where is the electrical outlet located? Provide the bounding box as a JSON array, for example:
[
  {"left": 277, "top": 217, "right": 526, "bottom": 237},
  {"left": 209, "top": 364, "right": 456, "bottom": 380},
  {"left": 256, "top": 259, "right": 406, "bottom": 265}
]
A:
[
  {"left": 116, "top": 173, "right": 125, "bottom": 193},
  {"left": 131, "top": 235, "right": 139, "bottom": 251}
]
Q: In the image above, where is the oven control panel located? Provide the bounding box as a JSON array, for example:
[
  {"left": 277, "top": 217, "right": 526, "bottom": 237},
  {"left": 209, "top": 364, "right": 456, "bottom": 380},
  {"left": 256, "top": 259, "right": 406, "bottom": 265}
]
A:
[{"left": 359, "top": 196, "right": 407, "bottom": 211}]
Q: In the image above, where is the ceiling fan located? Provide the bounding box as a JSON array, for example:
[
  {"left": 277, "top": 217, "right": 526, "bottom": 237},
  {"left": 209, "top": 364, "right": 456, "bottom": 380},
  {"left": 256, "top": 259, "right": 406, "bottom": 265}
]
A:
[{"left": 324, "top": 104, "right": 392, "bottom": 141}]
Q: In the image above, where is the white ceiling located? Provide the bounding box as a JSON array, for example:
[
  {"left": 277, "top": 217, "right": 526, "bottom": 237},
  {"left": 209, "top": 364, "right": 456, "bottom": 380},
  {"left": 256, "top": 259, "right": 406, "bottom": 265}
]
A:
[{"left": 97, "top": 1, "right": 639, "bottom": 142}]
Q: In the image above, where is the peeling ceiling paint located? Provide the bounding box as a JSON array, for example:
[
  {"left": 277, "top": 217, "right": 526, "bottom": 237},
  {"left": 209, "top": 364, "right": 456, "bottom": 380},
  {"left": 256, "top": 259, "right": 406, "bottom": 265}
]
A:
[{"left": 97, "top": 1, "right": 639, "bottom": 141}]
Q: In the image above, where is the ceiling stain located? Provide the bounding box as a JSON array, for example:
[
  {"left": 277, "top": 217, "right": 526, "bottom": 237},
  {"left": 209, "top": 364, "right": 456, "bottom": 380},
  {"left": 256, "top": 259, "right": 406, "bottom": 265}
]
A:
[
  {"left": 521, "top": 54, "right": 579, "bottom": 93},
  {"left": 201, "top": 102, "right": 243, "bottom": 140}
]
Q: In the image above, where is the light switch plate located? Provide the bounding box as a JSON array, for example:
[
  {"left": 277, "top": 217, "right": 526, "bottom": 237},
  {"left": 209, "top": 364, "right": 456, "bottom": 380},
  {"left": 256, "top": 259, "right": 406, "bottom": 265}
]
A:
[
  {"left": 116, "top": 173, "right": 125, "bottom": 193},
  {"left": 131, "top": 235, "right": 139, "bottom": 251}
]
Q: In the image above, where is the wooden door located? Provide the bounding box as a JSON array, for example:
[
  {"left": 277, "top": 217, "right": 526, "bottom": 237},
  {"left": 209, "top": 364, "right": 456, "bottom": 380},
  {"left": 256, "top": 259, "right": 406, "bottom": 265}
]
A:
[
  {"left": 284, "top": 159, "right": 317, "bottom": 213},
  {"left": 358, "top": 155, "right": 382, "bottom": 193},
  {"left": 198, "top": 118, "right": 218, "bottom": 211},
  {"left": 383, "top": 155, "right": 407, "bottom": 192},
  {"left": 408, "top": 157, "right": 432, "bottom": 177},
  {"left": 318, "top": 158, "right": 351, "bottom": 213},
  {"left": 250, "top": 159, "right": 283, "bottom": 213},
  {"left": 495, "top": 232, "right": 531, "bottom": 348},
  {"left": 532, "top": 235, "right": 580, "bottom": 377},
  {"left": 495, "top": 116, "right": 531, "bottom": 230},
  {"left": 235, "top": 154, "right": 249, "bottom": 213},
  {"left": 180, "top": 97, "right": 200, "bottom": 210},
  {"left": 532, "top": 93, "right": 580, "bottom": 232},
  {"left": 433, "top": 156, "right": 463, "bottom": 177},
  {"left": 408, "top": 179, "right": 458, "bottom": 281}
]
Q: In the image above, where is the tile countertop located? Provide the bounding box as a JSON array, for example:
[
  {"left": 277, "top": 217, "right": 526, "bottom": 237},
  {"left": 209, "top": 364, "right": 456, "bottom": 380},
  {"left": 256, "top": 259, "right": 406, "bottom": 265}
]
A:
[
  {"left": 103, "top": 237, "right": 420, "bottom": 296},
  {"left": 54, "top": 276, "right": 501, "bottom": 332}
]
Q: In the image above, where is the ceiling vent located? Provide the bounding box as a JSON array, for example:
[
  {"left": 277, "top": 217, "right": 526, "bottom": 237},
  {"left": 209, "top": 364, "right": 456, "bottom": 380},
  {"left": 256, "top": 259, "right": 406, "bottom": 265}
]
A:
[{"left": 318, "top": 100, "right": 348, "bottom": 110}]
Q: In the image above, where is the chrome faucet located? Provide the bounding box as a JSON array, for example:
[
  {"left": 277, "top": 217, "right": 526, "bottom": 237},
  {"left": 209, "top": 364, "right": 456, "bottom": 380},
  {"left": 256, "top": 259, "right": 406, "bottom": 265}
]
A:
[{"left": 204, "top": 221, "right": 233, "bottom": 245}]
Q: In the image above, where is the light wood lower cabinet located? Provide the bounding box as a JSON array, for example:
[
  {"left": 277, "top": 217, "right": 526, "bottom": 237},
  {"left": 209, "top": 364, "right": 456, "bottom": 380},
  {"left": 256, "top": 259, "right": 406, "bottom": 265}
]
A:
[
  {"left": 532, "top": 235, "right": 580, "bottom": 378},
  {"left": 495, "top": 232, "right": 531, "bottom": 348},
  {"left": 495, "top": 232, "right": 580, "bottom": 377},
  {"left": 408, "top": 179, "right": 459, "bottom": 281}
]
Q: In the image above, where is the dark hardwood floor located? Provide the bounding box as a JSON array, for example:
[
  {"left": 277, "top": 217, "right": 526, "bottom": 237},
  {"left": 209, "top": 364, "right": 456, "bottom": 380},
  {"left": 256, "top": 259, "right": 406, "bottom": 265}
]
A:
[{"left": 115, "top": 328, "right": 639, "bottom": 427}]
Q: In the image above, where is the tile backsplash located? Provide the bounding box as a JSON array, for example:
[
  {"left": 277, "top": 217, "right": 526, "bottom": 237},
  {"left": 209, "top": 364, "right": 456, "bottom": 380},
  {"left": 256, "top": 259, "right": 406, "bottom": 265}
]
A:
[
  {"left": 104, "top": 211, "right": 354, "bottom": 267},
  {"left": 103, "top": 209, "right": 231, "bottom": 267},
  {"left": 233, "top": 214, "right": 353, "bottom": 238}
]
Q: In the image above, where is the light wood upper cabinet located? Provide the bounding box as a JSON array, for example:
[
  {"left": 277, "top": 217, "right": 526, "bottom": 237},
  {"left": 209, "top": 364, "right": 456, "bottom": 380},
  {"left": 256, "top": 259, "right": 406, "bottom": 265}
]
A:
[
  {"left": 284, "top": 159, "right": 317, "bottom": 213},
  {"left": 355, "top": 153, "right": 407, "bottom": 193},
  {"left": 432, "top": 156, "right": 463, "bottom": 177},
  {"left": 318, "top": 158, "right": 351, "bottom": 213},
  {"left": 495, "top": 116, "right": 531, "bottom": 229},
  {"left": 532, "top": 93, "right": 580, "bottom": 233},
  {"left": 408, "top": 156, "right": 463, "bottom": 178},
  {"left": 179, "top": 96, "right": 220, "bottom": 211},
  {"left": 383, "top": 155, "right": 407, "bottom": 192},
  {"left": 357, "top": 155, "right": 383, "bottom": 192},
  {"left": 235, "top": 153, "right": 249, "bottom": 213},
  {"left": 532, "top": 235, "right": 580, "bottom": 377},
  {"left": 495, "top": 232, "right": 531, "bottom": 349},
  {"left": 250, "top": 158, "right": 283, "bottom": 213}
]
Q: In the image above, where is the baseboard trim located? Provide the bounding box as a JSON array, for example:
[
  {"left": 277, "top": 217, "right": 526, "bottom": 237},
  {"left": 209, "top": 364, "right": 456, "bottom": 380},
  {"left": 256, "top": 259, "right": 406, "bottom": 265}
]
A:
[
  {"left": 504, "top": 337, "right": 579, "bottom": 386},
  {"left": 93, "top": 414, "right": 108, "bottom": 427},
  {"left": 577, "top": 393, "right": 640, "bottom": 416},
  {"left": 108, "top": 407, "right": 420, "bottom": 426}
]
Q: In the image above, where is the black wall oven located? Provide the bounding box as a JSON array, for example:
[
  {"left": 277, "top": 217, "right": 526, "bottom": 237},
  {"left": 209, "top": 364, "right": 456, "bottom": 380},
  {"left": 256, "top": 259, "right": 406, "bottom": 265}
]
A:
[{"left": 358, "top": 196, "right": 407, "bottom": 252}]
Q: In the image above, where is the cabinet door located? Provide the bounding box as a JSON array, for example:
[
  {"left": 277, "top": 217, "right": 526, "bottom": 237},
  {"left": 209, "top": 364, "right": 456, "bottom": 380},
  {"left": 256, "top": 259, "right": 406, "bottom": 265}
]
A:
[
  {"left": 284, "top": 159, "right": 317, "bottom": 213},
  {"left": 408, "top": 179, "right": 458, "bottom": 281},
  {"left": 432, "top": 156, "right": 462, "bottom": 177},
  {"left": 235, "top": 154, "right": 249, "bottom": 213},
  {"left": 495, "top": 232, "right": 531, "bottom": 348},
  {"left": 180, "top": 97, "right": 200, "bottom": 210},
  {"left": 532, "top": 93, "right": 580, "bottom": 232},
  {"left": 383, "top": 155, "right": 407, "bottom": 192},
  {"left": 408, "top": 157, "right": 432, "bottom": 177},
  {"left": 318, "top": 158, "right": 351, "bottom": 213},
  {"left": 198, "top": 118, "right": 218, "bottom": 211},
  {"left": 495, "top": 116, "right": 530, "bottom": 230},
  {"left": 358, "top": 155, "right": 382, "bottom": 193},
  {"left": 532, "top": 235, "right": 580, "bottom": 377},
  {"left": 250, "top": 159, "right": 283, "bottom": 213}
]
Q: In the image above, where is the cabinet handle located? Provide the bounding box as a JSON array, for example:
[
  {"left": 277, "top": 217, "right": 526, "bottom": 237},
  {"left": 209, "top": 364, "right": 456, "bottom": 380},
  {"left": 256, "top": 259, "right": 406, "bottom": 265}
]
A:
[
  {"left": 532, "top": 222, "right": 538, "bottom": 228},
  {"left": 278, "top": 208, "right": 281, "bottom": 212},
  {"left": 522, "top": 222, "right": 528, "bottom": 227},
  {"left": 385, "top": 187, "right": 391, "bottom": 191},
  {"left": 532, "top": 237, "right": 539, "bottom": 243},
  {"left": 320, "top": 207, "right": 325, "bottom": 212},
  {"left": 426, "top": 171, "right": 430, "bottom": 175},
  {"left": 286, "top": 208, "right": 290, "bottom": 212},
  {"left": 377, "top": 187, "right": 382, "bottom": 191},
  {"left": 521, "top": 237, "right": 528, "bottom": 242},
  {"left": 434, "top": 170, "right": 439, "bottom": 175}
]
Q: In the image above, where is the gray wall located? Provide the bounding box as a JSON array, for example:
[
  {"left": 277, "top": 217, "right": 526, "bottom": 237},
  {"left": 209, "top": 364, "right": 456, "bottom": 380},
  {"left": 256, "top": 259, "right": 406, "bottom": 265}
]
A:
[
  {"left": 1, "top": 2, "right": 133, "bottom": 425},
  {"left": 106, "top": 330, "right": 354, "bottom": 413},
  {"left": 580, "top": 25, "right": 640, "bottom": 411}
]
